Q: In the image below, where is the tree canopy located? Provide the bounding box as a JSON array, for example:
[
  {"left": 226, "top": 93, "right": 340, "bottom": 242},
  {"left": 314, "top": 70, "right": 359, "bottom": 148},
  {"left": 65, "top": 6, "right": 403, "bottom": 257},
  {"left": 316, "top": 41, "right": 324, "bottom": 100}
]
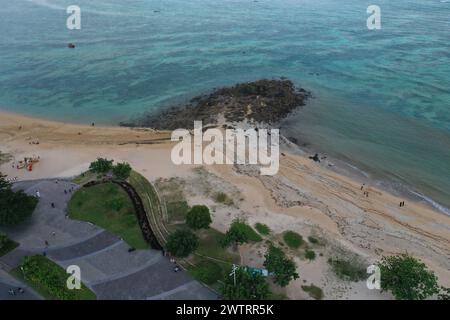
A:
[
  {"left": 264, "top": 245, "right": 299, "bottom": 287},
  {"left": 166, "top": 229, "right": 199, "bottom": 258},
  {"left": 112, "top": 162, "right": 132, "bottom": 180},
  {"left": 0, "top": 173, "right": 38, "bottom": 226},
  {"left": 89, "top": 158, "right": 114, "bottom": 174},
  {"left": 221, "top": 219, "right": 250, "bottom": 248},
  {"left": 186, "top": 205, "right": 212, "bottom": 230},
  {"left": 378, "top": 254, "right": 439, "bottom": 300},
  {"left": 220, "top": 267, "right": 270, "bottom": 300}
]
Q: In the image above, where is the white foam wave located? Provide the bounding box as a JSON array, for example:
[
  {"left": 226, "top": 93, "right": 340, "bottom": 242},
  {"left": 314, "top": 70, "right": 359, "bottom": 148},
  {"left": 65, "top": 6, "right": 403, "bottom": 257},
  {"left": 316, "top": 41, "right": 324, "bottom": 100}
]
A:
[
  {"left": 26, "top": 0, "right": 65, "bottom": 10},
  {"left": 26, "top": 0, "right": 148, "bottom": 17},
  {"left": 410, "top": 190, "right": 450, "bottom": 216}
]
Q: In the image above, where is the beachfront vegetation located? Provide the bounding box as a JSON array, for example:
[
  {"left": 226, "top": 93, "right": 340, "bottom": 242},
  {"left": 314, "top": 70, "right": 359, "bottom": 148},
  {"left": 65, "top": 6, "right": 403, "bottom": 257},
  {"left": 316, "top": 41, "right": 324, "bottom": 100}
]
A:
[
  {"left": 137, "top": 172, "right": 240, "bottom": 290},
  {"left": 283, "top": 231, "right": 304, "bottom": 249},
  {"left": 154, "top": 177, "right": 189, "bottom": 223},
  {"left": 305, "top": 249, "right": 316, "bottom": 261},
  {"left": 187, "top": 228, "right": 240, "bottom": 289},
  {"left": 167, "top": 201, "right": 190, "bottom": 222},
  {"left": 221, "top": 218, "right": 262, "bottom": 249},
  {"left": 301, "top": 284, "right": 324, "bottom": 300},
  {"left": 186, "top": 232, "right": 239, "bottom": 293},
  {"left": 166, "top": 229, "right": 199, "bottom": 258},
  {"left": 186, "top": 205, "right": 212, "bottom": 230},
  {"left": 307, "top": 236, "right": 320, "bottom": 245},
  {"left": 14, "top": 255, "right": 96, "bottom": 300},
  {"left": 0, "top": 234, "right": 19, "bottom": 257},
  {"left": 377, "top": 254, "right": 439, "bottom": 300},
  {"left": 0, "top": 152, "right": 12, "bottom": 165},
  {"left": 68, "top": 182, "right": 148, "bottom": 249},
  {"left": 189, "top": 260, "right": 223, "bottom": 285},
  {"left": 0, "top": 173, "right": 38, "bottom": 226},
  {"left": 328, "top": 258, "right": 366, "bottom": 282},
  {"left": 112, "top": 162, "right": 132, "bottom": 180},
  {"left": 254, "top": 223, "right": 271, "bottom": 236},
  {"left": 264, "top": 245, "right": 299, "bottom": 287},
  {"left": 89, "top": 158, "right": 114, "bottom": 174},
  {"left": 214, "top": 192, "right": 234, "bottom": 206},
  {"left": 220, "top": 267, "right": 270, "bottom": 300}
]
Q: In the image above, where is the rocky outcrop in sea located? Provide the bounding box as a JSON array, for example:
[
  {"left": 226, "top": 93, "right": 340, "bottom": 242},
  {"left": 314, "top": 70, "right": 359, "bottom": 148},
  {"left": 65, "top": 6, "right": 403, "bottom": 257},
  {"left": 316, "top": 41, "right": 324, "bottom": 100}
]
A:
[{"left": 120, "top": 79, "right": 311, "bottom": 130}]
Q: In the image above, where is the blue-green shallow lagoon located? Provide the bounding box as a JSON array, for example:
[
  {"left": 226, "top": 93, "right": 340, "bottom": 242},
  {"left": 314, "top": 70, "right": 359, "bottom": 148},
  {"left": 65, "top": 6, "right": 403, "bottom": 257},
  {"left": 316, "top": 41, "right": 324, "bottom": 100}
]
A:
[{"left": 0, "top": 0, "right": 449, "bottom": 211}]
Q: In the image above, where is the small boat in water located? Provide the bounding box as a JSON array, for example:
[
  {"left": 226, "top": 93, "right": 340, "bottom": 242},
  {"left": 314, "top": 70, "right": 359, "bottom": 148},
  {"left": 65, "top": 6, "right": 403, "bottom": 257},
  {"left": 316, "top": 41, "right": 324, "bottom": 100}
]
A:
[{"left": 68, "top": 43, "right": 76, "bottom": 49}]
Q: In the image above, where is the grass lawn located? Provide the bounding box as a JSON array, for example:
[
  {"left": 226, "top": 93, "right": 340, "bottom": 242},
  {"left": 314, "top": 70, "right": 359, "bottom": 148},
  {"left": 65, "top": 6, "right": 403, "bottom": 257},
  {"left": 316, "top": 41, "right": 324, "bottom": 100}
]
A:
[
  {"left": 166, "top": 201, "right": 190, "bottom": 223},
  {"left": 0, "top": 237, "right": 19, "bottom": 257},
  {"left": 68, "top": 182, "right": 148, "bottom": 249},
  {"left": 196, "top": 228, "right": 240, "bottom": 263},
  {"left": 187, "top": 228, "right": 240, "bottom": 289},
  {"left": 72, "top": 170, "right": 98, "bottom": 185},
  {"left": 12, "top": 255, "right": 96, "bottom": 300}
]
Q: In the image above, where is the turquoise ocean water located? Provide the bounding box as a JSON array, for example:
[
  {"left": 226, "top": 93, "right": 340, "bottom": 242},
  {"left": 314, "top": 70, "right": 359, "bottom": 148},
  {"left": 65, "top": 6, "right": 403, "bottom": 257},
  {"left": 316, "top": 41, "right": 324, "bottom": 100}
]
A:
[{"left": 0, "top": 0, "right": 449, "bottom": 211}]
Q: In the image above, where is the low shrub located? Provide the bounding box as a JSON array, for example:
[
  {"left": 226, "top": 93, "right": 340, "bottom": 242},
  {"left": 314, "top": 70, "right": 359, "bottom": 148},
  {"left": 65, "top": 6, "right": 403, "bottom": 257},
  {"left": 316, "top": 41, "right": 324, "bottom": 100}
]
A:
[
  {"left": 328, "top": 258, "right": 366, "bottom": 282},
  {"left": 302, "top": 284, "right": 324, "bottom": 300},
  {"left": 254, "top": 223, "right": 270, "bottom": 235},
  {"left": 283, "top": 231, "right": 304, "bottom": 249}
]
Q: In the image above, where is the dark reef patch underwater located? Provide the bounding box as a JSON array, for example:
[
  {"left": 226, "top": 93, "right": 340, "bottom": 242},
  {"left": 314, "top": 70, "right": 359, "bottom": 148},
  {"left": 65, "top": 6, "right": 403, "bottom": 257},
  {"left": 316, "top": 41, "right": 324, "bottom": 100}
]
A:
[{"left": 120, "top": 79, "right": 311, "bottom": 130}]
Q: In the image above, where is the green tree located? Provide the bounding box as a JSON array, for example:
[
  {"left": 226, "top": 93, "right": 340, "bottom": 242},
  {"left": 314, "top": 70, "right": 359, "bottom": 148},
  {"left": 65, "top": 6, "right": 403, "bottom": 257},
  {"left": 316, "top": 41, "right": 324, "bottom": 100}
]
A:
[
  {"left": 0, "top": 173, "right": 38, "bottom": 226},
  {"left": 220, "top": 267, "right": 270, "bottom": 300},
  {"left": 112, "top": 162, "right": 132, "bottom": 180},
  {"left": 264, "top": 245, "right": 299, "bottom": 287},
  {"left": 0, "top": 172, "right": 11, "bottom": 192},
  {"left": 377, "top": 254, "right": 439, "bottom": 300},
  {"left": 0, "top": 234, "right": 7, "bottom": 248},
  {"left": 221, "top": 219, "right": 249, "bottom": 249},
  {"left": 89, "top": 158, "right": 113, "bottom": 174},
  {"left": 166, "top": 229, "right": 199, "bottom": 258},
  {"left": 186, "top": 205, "right": 212, "bottom": 230}
]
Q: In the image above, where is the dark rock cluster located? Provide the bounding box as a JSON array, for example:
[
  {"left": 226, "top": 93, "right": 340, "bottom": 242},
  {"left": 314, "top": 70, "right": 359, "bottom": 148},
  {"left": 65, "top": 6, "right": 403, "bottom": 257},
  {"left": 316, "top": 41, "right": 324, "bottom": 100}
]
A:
[{"left": 121, "top": 79, "right": 310, "bottom": 130}]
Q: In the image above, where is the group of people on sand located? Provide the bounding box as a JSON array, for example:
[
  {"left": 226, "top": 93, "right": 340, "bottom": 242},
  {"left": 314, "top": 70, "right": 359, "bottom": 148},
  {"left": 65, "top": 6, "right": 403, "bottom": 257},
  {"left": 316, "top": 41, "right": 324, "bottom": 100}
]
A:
[
  {"left": 360, "top": 184, "right": 406, "bottom": 206},
  {"left": 360, "top": 184, "right": 370, "bottom": 197}
]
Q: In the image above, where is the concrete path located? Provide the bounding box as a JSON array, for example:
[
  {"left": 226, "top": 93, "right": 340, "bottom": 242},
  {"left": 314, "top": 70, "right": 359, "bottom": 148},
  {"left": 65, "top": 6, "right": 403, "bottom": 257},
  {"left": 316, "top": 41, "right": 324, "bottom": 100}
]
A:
[{"left": 0, "top": 269, "right": 41, "bottom": 300}]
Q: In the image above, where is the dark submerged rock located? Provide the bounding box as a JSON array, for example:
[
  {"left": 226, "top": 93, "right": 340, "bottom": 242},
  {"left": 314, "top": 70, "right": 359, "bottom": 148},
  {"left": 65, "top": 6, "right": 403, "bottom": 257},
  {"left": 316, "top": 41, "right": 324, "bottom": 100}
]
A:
[{"left": 121, "top": 79, "right": 311, "bottom": 130}]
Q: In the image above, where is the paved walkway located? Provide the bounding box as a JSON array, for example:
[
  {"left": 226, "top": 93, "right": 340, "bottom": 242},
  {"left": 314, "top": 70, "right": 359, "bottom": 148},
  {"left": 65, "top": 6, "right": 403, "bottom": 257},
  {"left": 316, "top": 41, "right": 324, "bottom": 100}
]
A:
[
  {"left": 0, "top": 179, "right": 217, "bottom": 300},
  {"left": 0, "top": 269, "right": 41, "bottom": 300}
]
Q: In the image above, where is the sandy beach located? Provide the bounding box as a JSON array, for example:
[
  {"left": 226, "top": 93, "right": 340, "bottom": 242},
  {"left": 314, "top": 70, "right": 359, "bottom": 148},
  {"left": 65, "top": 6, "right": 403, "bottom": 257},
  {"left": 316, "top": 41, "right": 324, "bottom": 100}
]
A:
[{"left": 1, "top": 110, "right": 449, "bottom": 299}]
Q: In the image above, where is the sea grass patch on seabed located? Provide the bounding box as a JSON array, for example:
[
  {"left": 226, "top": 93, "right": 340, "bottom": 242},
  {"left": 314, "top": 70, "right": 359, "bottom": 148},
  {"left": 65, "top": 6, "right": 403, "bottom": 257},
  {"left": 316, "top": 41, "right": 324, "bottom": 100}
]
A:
[{"left": 121, "top": 79, "right": 311, "bottom": 130}]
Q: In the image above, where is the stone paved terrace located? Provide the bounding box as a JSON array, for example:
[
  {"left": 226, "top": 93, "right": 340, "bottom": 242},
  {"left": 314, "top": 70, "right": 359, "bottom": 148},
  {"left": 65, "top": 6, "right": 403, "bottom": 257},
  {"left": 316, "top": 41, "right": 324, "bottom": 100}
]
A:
[{"left": 0, "top": 179, "right": 217, "bottom": 300}]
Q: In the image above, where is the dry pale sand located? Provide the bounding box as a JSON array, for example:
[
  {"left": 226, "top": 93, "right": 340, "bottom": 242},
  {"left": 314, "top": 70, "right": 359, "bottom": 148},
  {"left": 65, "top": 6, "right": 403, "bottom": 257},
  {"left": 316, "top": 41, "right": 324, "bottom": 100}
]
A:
[{"left": 1, "top": 110, "right": 449, "bottom": 299}]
